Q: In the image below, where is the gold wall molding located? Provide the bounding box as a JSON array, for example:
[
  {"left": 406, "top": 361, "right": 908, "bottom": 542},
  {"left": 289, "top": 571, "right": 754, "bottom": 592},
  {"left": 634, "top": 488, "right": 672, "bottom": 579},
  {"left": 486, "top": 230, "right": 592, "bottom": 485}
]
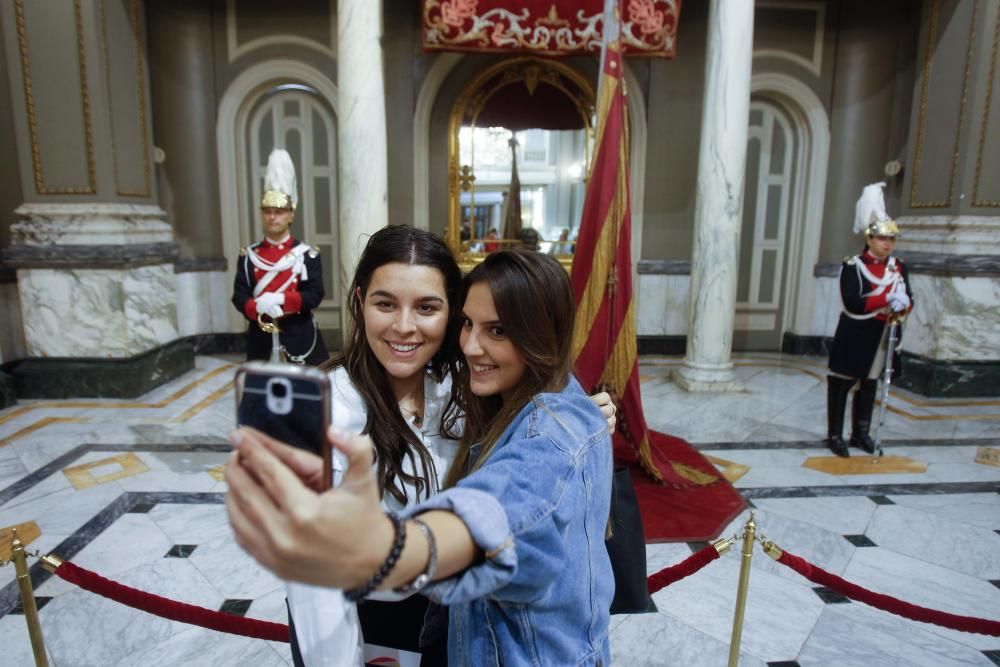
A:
[
  {"left": 909, "top": 0, "right": 978, "bottom": 209},
  {"left": 14, "top": 0, "right": 97, "bottom": 195},
  {"left": 99, "top": 0, "right": 151, "bottom": 198},
  {"left": 972, "top": 3, "right": 1000, "bottom": 207}
]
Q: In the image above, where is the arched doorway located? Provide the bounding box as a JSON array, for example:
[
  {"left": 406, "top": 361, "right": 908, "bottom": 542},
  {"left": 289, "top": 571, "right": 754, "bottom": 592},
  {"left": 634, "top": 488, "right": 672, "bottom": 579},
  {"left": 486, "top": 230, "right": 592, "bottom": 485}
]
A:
[
  {"left": 445, "top": 57, "right": 595, "bottom": 269},
  {"left": 734, "top": 99, "right": 798, "bottom": 350},
  {"left": 217, "top": 61, "right": 340, "bottom": 332},
  {"left": 732, "top": 73, "right": 831, "bottom": 350},
  {"left": 414, "top": 53, "right": 648, "bottom": 280}
]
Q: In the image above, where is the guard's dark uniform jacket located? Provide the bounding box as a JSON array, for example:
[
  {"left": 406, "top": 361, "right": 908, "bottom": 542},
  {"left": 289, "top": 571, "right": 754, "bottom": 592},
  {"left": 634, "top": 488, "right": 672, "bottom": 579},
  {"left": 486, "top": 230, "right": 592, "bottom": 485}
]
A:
[
  {"left": 828, "top": 249, "right": 913, "bottom": 379},
  {"left": 232, "top": 237, "right": 329, "bottom": 366}
]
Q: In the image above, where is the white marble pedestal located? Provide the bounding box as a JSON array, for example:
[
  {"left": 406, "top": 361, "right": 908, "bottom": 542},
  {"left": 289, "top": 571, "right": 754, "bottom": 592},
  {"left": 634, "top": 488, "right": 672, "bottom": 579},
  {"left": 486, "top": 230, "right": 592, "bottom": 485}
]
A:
[
  {"left": 6, "top": 203, "right": 180, "bottom": 358},
  {"left": 673, "top": 362, "right": 745, "bottom": 393}
]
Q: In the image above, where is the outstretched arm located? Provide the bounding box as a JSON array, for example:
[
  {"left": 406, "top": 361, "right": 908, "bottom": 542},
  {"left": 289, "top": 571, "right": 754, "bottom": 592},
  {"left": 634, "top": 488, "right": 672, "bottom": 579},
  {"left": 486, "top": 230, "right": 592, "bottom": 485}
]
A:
[{"left": 225, "top": 427, "right": 477, "bottom": 591}]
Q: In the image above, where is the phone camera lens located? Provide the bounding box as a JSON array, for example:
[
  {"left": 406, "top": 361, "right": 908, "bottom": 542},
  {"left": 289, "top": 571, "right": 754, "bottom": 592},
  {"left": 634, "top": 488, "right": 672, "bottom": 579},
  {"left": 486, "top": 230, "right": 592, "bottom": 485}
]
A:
[{"left": 271, "top": 383, "right": 288, "bottom": 398}]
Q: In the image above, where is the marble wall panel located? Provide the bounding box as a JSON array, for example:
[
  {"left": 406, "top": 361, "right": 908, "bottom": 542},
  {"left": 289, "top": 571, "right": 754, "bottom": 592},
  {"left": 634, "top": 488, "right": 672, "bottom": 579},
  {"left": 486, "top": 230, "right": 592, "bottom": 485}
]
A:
[
  {"left": 174, "top": 270, "right": 231, "bottom": 337},
  {"left": 636, "top": 274, "right": 691, "bottom": 336},
  {"left": 20, "top": 264, "right": 178, "bottom": 357},
  {"left": 903, "top": 273, "right": 938, "bottom": 358},
  {"left": 209, "top": 270, "right": 233, "bottom": 332},
  {"left": 11, "top": 204, "right": 172, "bottom": 246},
  {"left": 906, "top": 273, "right": 1000, "bottom": 360},
  {"left": 895, "top": 216, "right": 1000, "bottom": 256},
  {"left": 20, "top": 268, "right": 130, "bottom": 356},
  {"left": 807, "top": 270, "right": 1000, "bottom": 363},
  {"left": 123, "top": 265, "right": 179, "bottom": 350}
]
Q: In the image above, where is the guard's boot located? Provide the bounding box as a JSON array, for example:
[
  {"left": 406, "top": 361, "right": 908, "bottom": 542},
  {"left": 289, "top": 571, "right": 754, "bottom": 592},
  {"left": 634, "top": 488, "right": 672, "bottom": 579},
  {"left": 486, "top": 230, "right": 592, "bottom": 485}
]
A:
[
  {"left": 850, "top": 378, "right": 878, "bottom": 454},
  {"left": 825, "top": 376, "right": 852, "bottom": 458}
]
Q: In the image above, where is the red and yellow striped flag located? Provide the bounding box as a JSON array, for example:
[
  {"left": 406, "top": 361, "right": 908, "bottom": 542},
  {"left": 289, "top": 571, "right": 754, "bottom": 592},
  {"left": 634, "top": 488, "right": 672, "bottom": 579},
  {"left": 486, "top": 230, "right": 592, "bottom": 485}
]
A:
[{"left": 571, "top": 4, "right": 717, "bottom": 487}]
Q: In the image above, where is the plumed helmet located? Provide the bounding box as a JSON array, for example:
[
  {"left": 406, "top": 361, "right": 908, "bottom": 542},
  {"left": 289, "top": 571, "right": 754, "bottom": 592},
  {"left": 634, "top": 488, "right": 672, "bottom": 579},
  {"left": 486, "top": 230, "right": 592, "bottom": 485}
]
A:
[
  {"left": 853, "top": 182, "right": 899, "bottom": 238},
  {"left": 260, "top": 149, "right": 297, "bottom": 210}
]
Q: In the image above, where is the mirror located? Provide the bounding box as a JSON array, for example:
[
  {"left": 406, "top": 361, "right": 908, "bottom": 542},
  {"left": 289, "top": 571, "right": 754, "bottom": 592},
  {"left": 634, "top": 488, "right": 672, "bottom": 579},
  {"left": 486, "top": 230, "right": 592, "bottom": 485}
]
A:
[{"left": 447, "top": 58, "right": 595, "bottom": 271}]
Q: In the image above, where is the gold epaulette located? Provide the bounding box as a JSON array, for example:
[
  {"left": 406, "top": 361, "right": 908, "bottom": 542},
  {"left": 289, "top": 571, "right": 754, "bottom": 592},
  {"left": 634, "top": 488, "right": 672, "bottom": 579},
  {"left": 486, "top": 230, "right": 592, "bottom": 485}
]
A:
[
  {"left": 239, "top": 247, "right": 247, "bottom": 256},
  {"left": 844, "top": 255, "right": 856, "bottom": 265},
  {"left": 307, "top": 245, "right": 320, "bottom": 258}
]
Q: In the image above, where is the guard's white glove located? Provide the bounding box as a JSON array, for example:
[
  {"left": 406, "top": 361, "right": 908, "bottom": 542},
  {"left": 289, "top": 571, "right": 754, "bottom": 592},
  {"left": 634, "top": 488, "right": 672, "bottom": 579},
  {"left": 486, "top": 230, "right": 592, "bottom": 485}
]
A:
[
  {"left": 256, "top": 292, "right": 285, "bottom": 318},
  {"left": 887, "top": 290, "right": 910, "bottom": 313}
]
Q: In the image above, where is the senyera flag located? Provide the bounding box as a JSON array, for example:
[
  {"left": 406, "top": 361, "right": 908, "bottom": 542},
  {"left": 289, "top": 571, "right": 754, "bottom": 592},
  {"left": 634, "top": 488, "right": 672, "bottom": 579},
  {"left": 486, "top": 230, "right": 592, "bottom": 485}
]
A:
[{"left": 570, "top": 0, "right": 717, "bottom": 488}]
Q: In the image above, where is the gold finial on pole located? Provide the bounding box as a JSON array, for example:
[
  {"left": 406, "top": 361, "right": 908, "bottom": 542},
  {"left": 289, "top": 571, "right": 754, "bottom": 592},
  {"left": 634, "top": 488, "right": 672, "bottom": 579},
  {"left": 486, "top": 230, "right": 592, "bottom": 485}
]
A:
[
  {"left": 11, "top": 528, "right": 50, "bottom": 667},
  {"left": 727, "top": 512, "right": 757, "bottom": 667}
]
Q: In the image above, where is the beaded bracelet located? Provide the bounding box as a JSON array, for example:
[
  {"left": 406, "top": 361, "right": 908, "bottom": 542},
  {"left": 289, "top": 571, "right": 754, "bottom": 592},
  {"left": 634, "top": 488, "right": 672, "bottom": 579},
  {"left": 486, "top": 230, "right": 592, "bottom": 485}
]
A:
[
  {"left": 345, "top": 512, "right": 406, "bottom": 602},
  {"left": 393, "top": 517, "right": 438, "bottom": 595}
]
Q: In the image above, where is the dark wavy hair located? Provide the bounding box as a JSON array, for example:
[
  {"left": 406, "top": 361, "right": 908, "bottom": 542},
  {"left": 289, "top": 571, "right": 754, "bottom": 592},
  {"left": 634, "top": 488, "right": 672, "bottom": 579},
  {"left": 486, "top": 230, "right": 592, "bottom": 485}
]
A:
[
  {"left": 444, "top": 249, "right": 575, "bottom": 487},
  {"left": 325, "top": 225, "right": 463, "bottom": 503}
]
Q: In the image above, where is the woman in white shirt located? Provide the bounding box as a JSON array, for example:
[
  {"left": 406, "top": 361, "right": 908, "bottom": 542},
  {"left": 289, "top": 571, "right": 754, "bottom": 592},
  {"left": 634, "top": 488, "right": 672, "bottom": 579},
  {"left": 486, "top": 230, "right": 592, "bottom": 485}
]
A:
[{"left": 288, "top": 225, "right": 462, "bottom": 666}]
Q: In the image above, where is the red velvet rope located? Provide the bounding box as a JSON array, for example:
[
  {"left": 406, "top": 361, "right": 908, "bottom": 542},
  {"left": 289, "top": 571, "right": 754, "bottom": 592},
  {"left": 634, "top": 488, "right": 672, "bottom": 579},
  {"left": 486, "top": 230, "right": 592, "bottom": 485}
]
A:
[
  {"left": 53, "top": 560, "right": 289, "bottom": 642},
  {"left": 647, "top": 544, "right": 721, "bottom": 594},
  {"left": 775, "top": 548, "right": 1000, "bottom": 637}
]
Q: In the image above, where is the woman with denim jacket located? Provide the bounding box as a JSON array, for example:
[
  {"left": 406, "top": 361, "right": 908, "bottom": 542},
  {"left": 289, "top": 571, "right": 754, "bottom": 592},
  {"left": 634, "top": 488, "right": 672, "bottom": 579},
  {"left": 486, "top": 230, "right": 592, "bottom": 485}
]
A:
[{"left": 227, "top": 249, "right": 615, "bottom": 665}]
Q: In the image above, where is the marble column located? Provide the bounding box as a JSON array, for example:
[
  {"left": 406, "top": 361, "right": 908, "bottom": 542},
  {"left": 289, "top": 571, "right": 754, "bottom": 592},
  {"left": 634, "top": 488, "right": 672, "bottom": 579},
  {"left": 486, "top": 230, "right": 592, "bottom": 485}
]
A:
[
  {"left": 145, "top": 0, "right": 221, "bottom": 258},
  {"left": 337, "top": 0, "right": 389, "bottom": 324},
  {"left": 673, "top": 0, "right": 754, "bottom": 392},
  {"left": 145, "top": 0, "right": 229, "bottom": 338}
]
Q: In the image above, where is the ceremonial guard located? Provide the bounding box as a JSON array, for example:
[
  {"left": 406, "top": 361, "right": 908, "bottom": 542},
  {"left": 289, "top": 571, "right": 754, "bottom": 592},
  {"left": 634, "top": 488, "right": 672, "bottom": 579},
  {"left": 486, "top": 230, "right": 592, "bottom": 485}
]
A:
[
  {"left": 232, "top": 149, "right": 329, "bottom": 366},
  {"left": 826, "top": 182, "right": 913, "bottom": 457}
]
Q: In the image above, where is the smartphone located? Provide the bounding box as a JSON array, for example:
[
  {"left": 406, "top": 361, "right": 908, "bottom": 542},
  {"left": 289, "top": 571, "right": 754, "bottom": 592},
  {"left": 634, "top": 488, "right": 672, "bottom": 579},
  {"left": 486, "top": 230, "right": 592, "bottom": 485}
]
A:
[{"left": 235, "top": 362, "right": 333, "bottom": 490}]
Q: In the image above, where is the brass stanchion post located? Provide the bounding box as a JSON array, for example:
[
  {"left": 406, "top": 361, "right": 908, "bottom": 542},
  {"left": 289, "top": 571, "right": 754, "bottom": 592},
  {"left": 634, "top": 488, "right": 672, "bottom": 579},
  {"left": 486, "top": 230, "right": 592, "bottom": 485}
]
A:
[
  {"left": 727, "top": 512, "right": 757, "bottom": 667},
  {"left": 11, "top": 528, "right": 50, "bottom": 667}
]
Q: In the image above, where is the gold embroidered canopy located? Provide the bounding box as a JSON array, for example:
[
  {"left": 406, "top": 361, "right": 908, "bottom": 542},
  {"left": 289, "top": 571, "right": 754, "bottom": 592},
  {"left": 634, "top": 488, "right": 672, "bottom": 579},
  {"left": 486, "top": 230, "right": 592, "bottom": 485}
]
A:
[{"left": 422, "top": 0, "right": 682, "bottom": 58}]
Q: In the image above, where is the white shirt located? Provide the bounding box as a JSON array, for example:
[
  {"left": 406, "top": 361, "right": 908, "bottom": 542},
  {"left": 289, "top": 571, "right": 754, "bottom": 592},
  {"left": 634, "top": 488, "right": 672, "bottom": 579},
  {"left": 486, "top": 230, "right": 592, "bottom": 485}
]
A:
[{"left": 286, "top": 366, "right": 460, "bottom": 666}]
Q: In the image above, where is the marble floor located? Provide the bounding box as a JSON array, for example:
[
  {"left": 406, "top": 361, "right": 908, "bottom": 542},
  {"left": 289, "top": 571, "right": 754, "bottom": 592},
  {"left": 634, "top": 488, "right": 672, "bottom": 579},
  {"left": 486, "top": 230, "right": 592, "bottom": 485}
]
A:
[{"left": 0, "top": 353, "right": 998, "bottom": 666}]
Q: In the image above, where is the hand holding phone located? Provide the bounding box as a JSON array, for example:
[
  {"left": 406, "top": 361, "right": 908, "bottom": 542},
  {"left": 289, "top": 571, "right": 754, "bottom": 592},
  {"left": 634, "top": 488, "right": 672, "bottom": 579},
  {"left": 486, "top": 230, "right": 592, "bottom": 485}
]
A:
[{"left": 235, "top": 362, "right": 333, "bottom": 490}]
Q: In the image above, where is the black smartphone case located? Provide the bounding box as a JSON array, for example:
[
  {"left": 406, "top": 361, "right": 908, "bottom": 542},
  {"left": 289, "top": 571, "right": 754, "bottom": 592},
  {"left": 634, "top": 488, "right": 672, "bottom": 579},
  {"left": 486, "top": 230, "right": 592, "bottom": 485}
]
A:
[{"left": 237, "top": 369, "right": 329, "bottom": 459}]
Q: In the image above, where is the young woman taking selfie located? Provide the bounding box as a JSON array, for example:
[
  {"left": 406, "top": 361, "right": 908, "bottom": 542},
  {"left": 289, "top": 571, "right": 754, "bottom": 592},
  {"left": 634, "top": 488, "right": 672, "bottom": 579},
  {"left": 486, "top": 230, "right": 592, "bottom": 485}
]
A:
[
  {"left": 281, "top": 228, "right": 617, "bottom": 665},
  {"left": 287, "top": 225, "right": 464, "bottom": 665}
]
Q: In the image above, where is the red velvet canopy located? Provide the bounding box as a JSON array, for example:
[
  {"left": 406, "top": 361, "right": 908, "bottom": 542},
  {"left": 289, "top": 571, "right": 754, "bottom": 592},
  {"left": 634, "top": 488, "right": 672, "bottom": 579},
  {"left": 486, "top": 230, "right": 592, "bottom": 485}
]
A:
[
  {"left": 423, "top": 0, "right": 681, "bottom": 58},
  {"left": 476, "top": 80, "right": 587, "bottom": 130}
]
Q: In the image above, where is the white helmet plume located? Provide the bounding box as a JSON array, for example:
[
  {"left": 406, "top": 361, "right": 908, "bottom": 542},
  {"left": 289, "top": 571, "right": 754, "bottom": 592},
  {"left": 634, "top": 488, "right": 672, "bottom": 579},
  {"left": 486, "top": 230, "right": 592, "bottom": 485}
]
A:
[
  {"left": 853, "top": 182, "right": 889, "bottom": 235},
  {"left": 261, "top": 149, "right": 297, "bottom": 210}
]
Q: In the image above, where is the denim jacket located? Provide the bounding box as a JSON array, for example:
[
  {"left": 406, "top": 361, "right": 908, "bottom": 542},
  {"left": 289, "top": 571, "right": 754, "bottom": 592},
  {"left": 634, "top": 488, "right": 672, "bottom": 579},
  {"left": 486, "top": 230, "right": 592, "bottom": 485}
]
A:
[{"left": 403, "top": 376, "right": 614, "bottom": 666}]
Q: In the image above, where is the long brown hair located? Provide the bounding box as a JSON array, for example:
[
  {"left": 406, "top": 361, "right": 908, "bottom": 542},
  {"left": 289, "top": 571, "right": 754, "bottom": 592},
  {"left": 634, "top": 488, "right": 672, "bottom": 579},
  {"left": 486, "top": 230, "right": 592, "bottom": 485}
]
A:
[
  {"left": 444, "top": 250, "right": 575, "bottom": 487},
  {"left": 325, "top": 225, "right": 463, "bottom": 503}
]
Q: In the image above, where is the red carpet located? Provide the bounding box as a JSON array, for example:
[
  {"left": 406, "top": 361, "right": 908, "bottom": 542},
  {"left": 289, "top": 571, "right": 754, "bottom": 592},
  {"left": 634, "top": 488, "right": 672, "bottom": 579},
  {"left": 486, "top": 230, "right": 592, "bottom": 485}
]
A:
[{"left": 616, "top": 431, "right": 747, "bottom": 543}]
